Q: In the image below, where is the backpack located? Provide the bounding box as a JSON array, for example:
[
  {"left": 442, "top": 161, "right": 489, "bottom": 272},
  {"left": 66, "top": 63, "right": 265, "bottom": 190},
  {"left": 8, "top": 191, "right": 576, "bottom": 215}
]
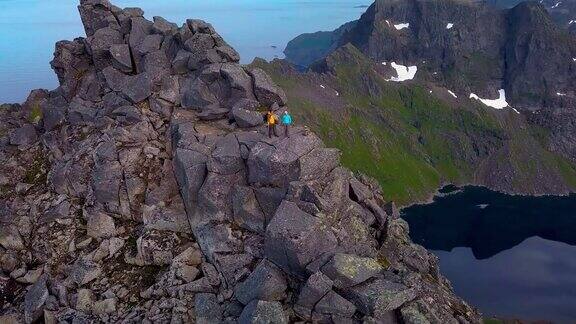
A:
[{"left": 266, "top": 112, "right": 277, "bottom": 125}]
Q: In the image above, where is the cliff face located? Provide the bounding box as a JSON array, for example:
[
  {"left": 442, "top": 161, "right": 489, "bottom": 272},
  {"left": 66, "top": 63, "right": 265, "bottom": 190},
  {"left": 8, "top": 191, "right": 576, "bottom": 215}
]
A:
[
  {"left": 283, "top": 20, "right": 358, "bottom": 68},
  {"left": 338, "top": 0, "right": 576, "bottom": 106},
  {"left": 0, "top": 1, "right": 480, "bottom": 323}
]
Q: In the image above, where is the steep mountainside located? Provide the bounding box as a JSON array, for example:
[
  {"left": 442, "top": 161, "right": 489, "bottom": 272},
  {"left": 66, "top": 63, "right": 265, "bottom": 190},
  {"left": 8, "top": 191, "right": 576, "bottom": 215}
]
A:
[
  {"left": 254, "top": 47, "right": 576, "bottom": 205},
  {"left": 489, "top": 0, "right": 576, "bottom": 33},
  {"left": 271, "top": 0, "right": 576, "bottom": 203},
  {"left": 338, "top": 0, "right": 576, "bottom": 108},
  {"left": 284, "top": 20, "right": 357, "bottom": 68},
  {"left": 285, "top": 0, "right": 576, "bottom": 68},
  {"left": 0, "top": 0, "right": 480, "bottom": 323}
]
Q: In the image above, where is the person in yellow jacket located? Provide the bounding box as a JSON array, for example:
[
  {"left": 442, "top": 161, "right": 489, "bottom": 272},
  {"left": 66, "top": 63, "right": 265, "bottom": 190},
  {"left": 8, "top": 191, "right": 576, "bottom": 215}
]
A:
[{"left": 266, "top": 107, "right": 279, "bottom": 138}]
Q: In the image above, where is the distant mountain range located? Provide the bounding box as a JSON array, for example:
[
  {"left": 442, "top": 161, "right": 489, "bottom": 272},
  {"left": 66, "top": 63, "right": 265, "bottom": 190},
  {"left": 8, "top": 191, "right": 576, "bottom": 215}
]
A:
[
  {"left": 286, "top": 0, "right": 576, "bottom": 68},
  {"left": 266, "top": 0, "right": 576, "bottom": 204}
]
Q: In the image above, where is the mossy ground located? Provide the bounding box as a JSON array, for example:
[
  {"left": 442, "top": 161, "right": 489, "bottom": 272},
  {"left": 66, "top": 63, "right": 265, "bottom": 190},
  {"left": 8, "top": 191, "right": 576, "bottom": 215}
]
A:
[{"left": 252, "top": 52, "right": 576, "bottom": 205}]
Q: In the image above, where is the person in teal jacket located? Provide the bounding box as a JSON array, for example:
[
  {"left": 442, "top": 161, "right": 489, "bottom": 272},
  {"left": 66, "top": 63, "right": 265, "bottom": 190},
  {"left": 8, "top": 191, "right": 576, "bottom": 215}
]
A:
[{"left": 281, "top": 110, "right": 292, "bottom": 138}]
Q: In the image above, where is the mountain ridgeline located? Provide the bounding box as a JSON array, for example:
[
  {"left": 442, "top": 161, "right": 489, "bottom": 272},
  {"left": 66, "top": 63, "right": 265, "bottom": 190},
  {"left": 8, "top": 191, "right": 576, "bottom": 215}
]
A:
[
  {"left": 0, "top": 0, "right": 482, "bottom": 323},
  {"left": 269, "top": 0, "right": 576, "bottom": 204}
]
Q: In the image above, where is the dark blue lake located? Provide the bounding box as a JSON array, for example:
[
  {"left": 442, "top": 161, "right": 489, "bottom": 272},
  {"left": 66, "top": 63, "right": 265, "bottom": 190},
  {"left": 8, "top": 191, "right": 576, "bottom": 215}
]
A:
[{"left": 402, "top": 186, "right": 576, "bottom": 323}]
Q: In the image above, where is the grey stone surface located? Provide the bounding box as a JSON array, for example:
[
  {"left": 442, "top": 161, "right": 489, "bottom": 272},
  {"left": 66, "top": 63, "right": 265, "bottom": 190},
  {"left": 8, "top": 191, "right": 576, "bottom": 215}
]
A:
[
  {"left": 315, "top": 290, "right": 357, "bottom": 318},
  {"left": 232, "top": 185, "right": 266, "bottom": 233},
  {"left": 264, "top": 201, "right": 337, "bottom": 278},
  {"left": 296, "top": 272, "right": 333, "bottom": 309},
  {"left": 86, "top": 211, "right": 116, "bottom": 238},
  {"left": 239, "top": 300, "right": 288, "bottom": 324},
  {"left": 24, "top": 275, "right": 49, "bottom": 324},
  {"left": 109, "top": 44, "right": 133, "bottom": 72},
  {"left": 9, "top": 124, "right": 37, "bottom": 146},
  {"left": 321, "top": 253, "right": 383, "bottom": 289},
  {"left": 234, "top": 260, "right": 287, "bottom": 305},
  {"left": 345, "top": 278, "right": 417, "bottom": 318},
  {"left": 195, "top": 293, "right": 223, "bottom": 324},
  {"left": 248, "top": 67, "right": 288, "bottom": 106}
]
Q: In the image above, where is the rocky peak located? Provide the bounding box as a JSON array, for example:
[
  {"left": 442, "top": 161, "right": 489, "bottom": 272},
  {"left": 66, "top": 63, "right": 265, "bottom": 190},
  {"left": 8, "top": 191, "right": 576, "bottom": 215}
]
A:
[
  {"left": 333, "top": 0, "right": 576, "bottom": 108},
  {"left": 0, "top": 0, "right": 480, "bottom": 323}
]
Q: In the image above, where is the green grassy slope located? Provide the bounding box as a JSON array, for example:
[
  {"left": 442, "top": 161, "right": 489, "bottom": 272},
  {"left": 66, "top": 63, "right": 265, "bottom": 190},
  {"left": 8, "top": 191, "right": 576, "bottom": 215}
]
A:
[{"left": 251, "top": 46, "right": 576, "bottom": 205}]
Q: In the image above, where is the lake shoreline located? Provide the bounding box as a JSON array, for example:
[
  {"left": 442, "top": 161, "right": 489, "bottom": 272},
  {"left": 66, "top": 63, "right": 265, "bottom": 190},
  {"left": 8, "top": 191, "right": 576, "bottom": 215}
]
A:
[{"left": 400, "top": 181, "right": 576, "bottom": 210}]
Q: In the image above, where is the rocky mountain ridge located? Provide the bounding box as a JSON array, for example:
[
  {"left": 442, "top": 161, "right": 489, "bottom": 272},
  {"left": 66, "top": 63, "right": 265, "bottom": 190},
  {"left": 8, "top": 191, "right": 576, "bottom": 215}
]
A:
[
  {"left": 0, "top": 0, "right": 480, "bottom": 323},
  {"left": 285, "top": 0, "right": 576, "bottom": 68}
]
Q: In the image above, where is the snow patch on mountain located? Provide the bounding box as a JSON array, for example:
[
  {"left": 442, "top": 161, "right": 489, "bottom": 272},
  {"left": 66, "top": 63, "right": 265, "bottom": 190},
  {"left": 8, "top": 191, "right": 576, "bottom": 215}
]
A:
[
  {"left": 388, "top": 62, "right": 417, "bottom": 82},
  {"left": 469, "top": 89, "right": 509, "bottom": 109},
  {"left": 446, "top": 23, "right": 454, "bottom": 29},
  {"left": 448, "top": 90, "right": 458, "bottom": 98},
  {"left": 394, "top": 23, "right": 410, "bottom": 30}
]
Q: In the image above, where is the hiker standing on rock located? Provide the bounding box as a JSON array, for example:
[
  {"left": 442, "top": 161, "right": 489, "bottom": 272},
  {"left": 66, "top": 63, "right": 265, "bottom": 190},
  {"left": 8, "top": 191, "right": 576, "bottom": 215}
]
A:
[
  {"left": 266, "top": 107, "right": 280, "bottom": 138},
  {"left": 281, "top": 110, "right": 292, "bottom": 138}
]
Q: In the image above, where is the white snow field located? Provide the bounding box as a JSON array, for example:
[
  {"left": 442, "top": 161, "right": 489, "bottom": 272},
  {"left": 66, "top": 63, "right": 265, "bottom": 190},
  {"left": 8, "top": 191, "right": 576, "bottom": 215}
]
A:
[{"left": 388, "top": 62, "right": 418, "bottom": 82}]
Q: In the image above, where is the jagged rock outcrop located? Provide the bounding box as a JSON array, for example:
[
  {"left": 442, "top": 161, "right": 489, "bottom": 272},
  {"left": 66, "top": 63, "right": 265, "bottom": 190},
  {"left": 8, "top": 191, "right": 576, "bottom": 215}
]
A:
[{"left": 0, "top": 0, "right": 481, "bottom": 323}]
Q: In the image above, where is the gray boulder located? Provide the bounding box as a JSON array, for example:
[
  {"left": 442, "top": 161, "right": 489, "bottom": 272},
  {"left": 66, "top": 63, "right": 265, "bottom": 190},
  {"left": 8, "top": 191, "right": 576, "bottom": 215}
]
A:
[
  {"left": 143, "top": 50, "right": 171, "bottom": 82},
  {"left": 180, "top": 77, "right": 218, "bottom": 109},
  {"left": 234, "top": 260, "right": 287, "bottom": 305},
  {"left": 239, "top": 300, "right": 288, "bottom": 324},
  {"left": 138, "top": 34, "right": 163, "bottom": 55},
  {"left": 254, "top": 187, "right": 286, "bottom": 222},
  {"left": 248, "top": 67, "right": 287, "bottom": 106},
  {"left": 232, "top": 186, "right": 266, "bottom": 233},
  {"left": 102, "top": 66, "right": 126, "bottom": 91},
  {"left": 77, "top": 0, "right": 119, "bottom": 37},
  {"left": 197, "top": 171, "right": 245, "bottom": 221},
  {"left": 0, "top": 226, "right": 26, "bottom": 250},
  {"left": 173, "top": 148, "right": 208, "bottom": 213},
  {"left": 159, "top": 75, "right": 180, "bottom": 104},
  {"left": 92, "top": 161, "right": 123, "bottom": 206},
  {"left": 109, "top": 44, "right": 133, "bottom": 72},
  {"left": 232, "top": 107, "right": 264, "bottom": 128},
  {"left": 216, "top": 45, "right": 241, "bottom": 62},
  {"left": 24, "top": 275, "right": 49, "bottom": 324},
  {"left": 42, "top": 103, "right": 66, "bottom": 132},
  {"left": 345, "top": 278, "right": 417, "bottom": 318},
  {"left": 184, "top": 32, "right": 216, "bottom": 53},
  {"left": 112, "top": 105, "right": 142, "bottom": 124},
  {"left": 122, "top": 72, "right": 152, "bottom": 103},
  {"left": 172, "top": 50, "right": 192, "bottom": 74},
  {"left": 86, "top": 211, "right": 116, "bottom": 239},
  {"left": 207, "top": 134, "right": 244, "bottom": 175},
  {"left": 128, "top": 16, "right": 153, "bottom": 67},
  {"left": 296, "top": 272, "right": 333, "bottom": 309},
  {"left": 86, "top": 27, "right": 124, "bottom": 69},
  {"left": 194, "top": 222, "right": 240, "bottom": 262},
  {"left": 350, "top": 177, "right": 374, "bottom": 203},
  {"left": 9, "top": 124, "right": 37, "bottom": 146},
  {"left": 152, "top": 16, "right": 178, "bottom": 34},
  {"left": 186, "top": 19, "right": 216, "bottom": 34},
  {"left": 247, "top": 133, "right": 323, "bottom": 187},
  {"left": 221, "top": 63, "right": 255, "bottom": 102},
  {"left": 321, "top": 253, "right": 383, "bottom": 289},
  {"left": 300, "top": 148, "right": 341, "bottom": 181},
  {"left": 198, "top": 106, "right": 231, "bottom": 121},
  {"left": 195, "top": 293, "right": 223, "bottom": 324},
  {"left": 315, "top": 290, "right": 357, "bottom": 318},
  {"left": 264, "top": 201, "right": 337, "bottom": 278},
  {"left": 70, "top": 259, "right": 102, "bottom": 286}
]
